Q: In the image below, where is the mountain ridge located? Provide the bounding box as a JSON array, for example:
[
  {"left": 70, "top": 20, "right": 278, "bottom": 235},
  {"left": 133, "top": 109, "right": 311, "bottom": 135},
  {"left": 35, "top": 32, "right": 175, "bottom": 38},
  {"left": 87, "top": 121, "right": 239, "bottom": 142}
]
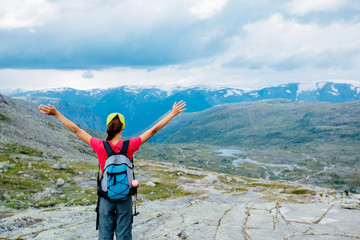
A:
[{"left": 5, "top": 81, "right": 360, "bottom": 135}]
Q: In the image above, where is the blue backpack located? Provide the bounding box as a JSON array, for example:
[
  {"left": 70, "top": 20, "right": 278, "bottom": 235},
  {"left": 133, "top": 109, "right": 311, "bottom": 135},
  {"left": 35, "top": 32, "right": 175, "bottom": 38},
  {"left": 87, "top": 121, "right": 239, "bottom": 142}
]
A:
[
  {"left": 96, "top": 140, "right": 138, "bottom": 230},
  {"left": 97, "top": 140, "right": 137, "bottom": 201}
]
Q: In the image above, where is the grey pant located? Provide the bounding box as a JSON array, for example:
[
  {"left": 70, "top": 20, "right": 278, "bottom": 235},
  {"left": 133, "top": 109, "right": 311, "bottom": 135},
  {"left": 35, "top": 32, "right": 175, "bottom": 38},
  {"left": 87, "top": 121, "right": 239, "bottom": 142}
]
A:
[{"left": 98, "top": 197, "right": 132, "bottom": 240}]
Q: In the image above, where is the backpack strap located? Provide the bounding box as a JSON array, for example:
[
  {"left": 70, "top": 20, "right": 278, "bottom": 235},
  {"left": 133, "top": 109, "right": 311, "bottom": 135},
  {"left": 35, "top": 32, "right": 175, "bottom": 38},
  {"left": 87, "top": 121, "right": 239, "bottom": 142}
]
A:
[
  {"left": 95, "top": 194, "right": 100, "bottom": 230},
  {"left": 103, "top": 140, "right": 130, "bottom": 158},
  {"left": 131, "top": 194, "right": 139, "bottom": 223},
  {"left": 96, "top": 164, "right": 100, "bottom": 230},
  {"left": 120, "top": 140, "right": 129, "bottom": 156},
  {"left": 103, "top": 141, "right": 114, "bottom": 157}
]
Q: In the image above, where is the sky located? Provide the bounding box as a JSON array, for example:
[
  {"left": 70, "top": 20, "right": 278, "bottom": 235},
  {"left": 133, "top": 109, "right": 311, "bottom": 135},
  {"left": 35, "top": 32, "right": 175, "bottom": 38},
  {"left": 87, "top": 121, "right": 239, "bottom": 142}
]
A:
[{"left": 1, "top": 0, "right": 360, "bottom": 91}]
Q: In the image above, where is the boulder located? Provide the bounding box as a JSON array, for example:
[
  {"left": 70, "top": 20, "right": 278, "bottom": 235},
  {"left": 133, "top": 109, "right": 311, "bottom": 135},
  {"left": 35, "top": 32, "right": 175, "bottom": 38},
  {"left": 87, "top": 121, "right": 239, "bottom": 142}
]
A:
[
  {"left": 3, "top": 192, "right": 11, "bottom": 200},
  {"left": 0, "top": 161, "right": 10, "bottom": 171},
  {"left": 53, "top": 163, "right": 62, "bottom": 170},
  {"left": 53, "top": 163, "right": 69, "bottom": 170},
  {"left": 57, "top": 178, "right": 66, "bottom": 187},
  {"left": 177, "top": 230, "right": 187, "bottom": 239},
  {"left": 341, "top": 203, "right": 360, "bottom": 210},
  {"left": 146, "top": 181, "right": 156, "bottom": 187}
]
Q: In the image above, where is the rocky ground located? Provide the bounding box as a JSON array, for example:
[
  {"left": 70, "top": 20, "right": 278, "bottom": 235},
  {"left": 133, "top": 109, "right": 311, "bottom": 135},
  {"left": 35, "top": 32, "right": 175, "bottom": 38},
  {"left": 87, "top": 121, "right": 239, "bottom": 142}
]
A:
[{"left": 1, "top": 161, "right": 359, "bottom": 240}]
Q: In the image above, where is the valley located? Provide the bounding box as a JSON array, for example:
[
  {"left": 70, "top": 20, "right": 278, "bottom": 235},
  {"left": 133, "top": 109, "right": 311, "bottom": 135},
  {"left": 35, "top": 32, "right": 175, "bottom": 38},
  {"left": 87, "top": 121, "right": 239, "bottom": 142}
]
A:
[{"left": 136, "top": 142, "right": 359, "bottom": 193}]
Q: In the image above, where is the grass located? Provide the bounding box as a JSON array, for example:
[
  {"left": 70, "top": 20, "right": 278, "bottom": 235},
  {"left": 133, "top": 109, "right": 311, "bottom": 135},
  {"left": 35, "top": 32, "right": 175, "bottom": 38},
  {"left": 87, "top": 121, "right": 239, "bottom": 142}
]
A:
[
  {"left": 0, "top": 145, "right": 204, "bottom": 210},
  {"left": 3, "top": 143, "right": 43, "bottom": 157},
  {"left": 290, "top": 189, "right": 316, "bottom": 195},
  {"left": 250, "top": 182, "right": 288, "bottom": 189},
  {"left": 137, "top": 180, "right": 194, "bottom": 200},
  {"left": 0, "top": 142, "right": 99, "bottom": 210},
  {"left": 0, "top": 113, "right": 11, "bottom": 123},
  {"left": 280, "top": 188, "right": 316, "bottom": 195}
]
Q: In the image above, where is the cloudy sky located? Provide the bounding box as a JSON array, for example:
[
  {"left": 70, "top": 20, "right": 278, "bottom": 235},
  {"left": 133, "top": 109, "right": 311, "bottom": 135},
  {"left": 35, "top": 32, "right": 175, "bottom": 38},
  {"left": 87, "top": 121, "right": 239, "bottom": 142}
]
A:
[{"left": 1, "top": 0, "right": 360, "bottom": 91}]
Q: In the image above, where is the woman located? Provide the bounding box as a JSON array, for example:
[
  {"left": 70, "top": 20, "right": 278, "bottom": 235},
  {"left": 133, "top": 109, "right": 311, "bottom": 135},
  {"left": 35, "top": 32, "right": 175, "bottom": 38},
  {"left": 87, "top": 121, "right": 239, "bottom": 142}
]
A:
[{"left": 38, "top": 100, "right": 186, "bottom": 240}]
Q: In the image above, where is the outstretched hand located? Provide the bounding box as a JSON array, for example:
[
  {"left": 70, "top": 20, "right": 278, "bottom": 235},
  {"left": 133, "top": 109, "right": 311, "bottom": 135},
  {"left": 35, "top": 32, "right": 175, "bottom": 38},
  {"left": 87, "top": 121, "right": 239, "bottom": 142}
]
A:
[
  {"left": 38, "top": 104, "right": 58, "bottom": 116},
  {"left": 140, "top": 100, "right": 187, "bottom": 145},
  {"left": 171, "top": 100, "right": 186, "bottom": 116}
]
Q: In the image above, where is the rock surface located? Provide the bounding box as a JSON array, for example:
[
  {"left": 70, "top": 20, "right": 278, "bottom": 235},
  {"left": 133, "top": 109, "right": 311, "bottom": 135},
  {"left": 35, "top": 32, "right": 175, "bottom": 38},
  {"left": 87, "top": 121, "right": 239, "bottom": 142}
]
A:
[{"left": 1, "top": 192, "right": 359, "bottom": 240}]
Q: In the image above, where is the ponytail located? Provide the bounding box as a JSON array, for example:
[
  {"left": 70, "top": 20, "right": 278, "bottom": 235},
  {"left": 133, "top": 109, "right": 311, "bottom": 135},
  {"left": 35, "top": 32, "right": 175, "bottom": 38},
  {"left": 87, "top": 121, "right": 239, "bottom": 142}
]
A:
[{"left": 106, "top": 116, "right": 123, "bottom": 141}]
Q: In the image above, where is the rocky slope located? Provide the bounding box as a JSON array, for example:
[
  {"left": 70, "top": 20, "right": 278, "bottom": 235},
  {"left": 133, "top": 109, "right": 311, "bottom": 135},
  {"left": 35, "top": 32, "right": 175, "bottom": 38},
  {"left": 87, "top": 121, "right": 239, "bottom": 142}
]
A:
[
  {"left": 1, "top": 160, "right": 359, "bottom": 240},
  {"left": 0, "top": 94, "right": 101, "bottom": 162}
]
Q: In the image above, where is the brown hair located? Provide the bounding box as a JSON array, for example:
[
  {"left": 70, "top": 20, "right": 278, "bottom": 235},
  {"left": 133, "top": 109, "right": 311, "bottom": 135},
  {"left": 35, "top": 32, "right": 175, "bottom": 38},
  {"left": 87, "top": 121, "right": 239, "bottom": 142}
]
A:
[{"left": 106, "top": 116, "right": 123, "bottom": 141}]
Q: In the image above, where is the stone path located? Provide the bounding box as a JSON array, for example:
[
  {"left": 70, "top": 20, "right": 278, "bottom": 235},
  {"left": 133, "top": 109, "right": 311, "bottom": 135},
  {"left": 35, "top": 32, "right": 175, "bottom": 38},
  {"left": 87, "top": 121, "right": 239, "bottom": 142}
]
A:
[{"left": 1, "top": 192, "right": 359, "bottom": 240}]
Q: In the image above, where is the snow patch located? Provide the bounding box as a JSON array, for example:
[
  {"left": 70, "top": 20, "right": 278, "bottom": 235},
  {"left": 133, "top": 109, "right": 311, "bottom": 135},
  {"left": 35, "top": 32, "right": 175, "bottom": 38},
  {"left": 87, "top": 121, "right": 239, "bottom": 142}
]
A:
[
  {"left": 316, "top": 81, "right": 328, "bottom": 89},
  {"left": 12, "top": 96, "right": 27, "bottom": 101},
  {"left": 249, "top": 92, "right": 259, "bottom": 97},
  {"left": 350, "top": 85, "right": 360, "bottom": 95},
  {"left": 38, "top": 87, "right": 71, "bottom": 93},
  {"left": 298, "top": 82, "right": 317, "bottom": 93},
  {"left": 123, "top": 86, "right": 140, "bottom": 94},
  {"left": 329, "top": 84, "right": 339, "bottom": 96},
  {"left": 232, "top": 90, "right": 243, "bottom": 96},
  {"left": 325, "top": 79, "right": 360, "bottom": 87},
  {"left": 224, "top": 90, "right": 234, "bottom": 97},
  {"left": 89, "top": 89, "right": 103, "bottom": 96}
]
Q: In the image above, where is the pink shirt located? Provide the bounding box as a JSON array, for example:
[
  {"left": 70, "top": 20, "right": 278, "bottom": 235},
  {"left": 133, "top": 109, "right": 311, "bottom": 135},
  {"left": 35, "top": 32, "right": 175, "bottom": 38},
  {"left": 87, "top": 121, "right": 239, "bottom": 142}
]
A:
[{"left": 90, "top": 137, "right": 142, "bottom": 172}]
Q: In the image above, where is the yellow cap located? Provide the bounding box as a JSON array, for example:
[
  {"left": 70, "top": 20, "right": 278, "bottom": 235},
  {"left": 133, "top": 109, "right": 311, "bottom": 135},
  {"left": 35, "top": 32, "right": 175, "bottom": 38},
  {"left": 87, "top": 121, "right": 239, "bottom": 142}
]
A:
[{"left": 106, "top": 113, "right": 125, "bottom": 129}]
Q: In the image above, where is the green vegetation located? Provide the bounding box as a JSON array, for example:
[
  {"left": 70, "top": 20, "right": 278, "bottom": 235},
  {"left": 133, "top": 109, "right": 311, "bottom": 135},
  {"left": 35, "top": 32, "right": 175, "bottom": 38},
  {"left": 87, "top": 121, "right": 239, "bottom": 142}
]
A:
[
  {"left": 0, "top": 143, "right": 98, "bottom": 210},
  {"left": 290, "top": 189, "right": 316, "bottom": 195},
  {"left": 152, "top": 100, "right": 360, "bottom": 148},
  {"left": 0, "top": 113, "right": 11, "bottom": 123},
  {"left": 4, "top": 143, "right": 43, "bottom": 157},
  {"left": 280, "top": 187, "right": 316, "bottom": 195},
  {"left": 0, "top": 143, "right": 200, "bottom": 210},
  {"left": 138, "top": 182, "right": 192, "bottom": 201}
]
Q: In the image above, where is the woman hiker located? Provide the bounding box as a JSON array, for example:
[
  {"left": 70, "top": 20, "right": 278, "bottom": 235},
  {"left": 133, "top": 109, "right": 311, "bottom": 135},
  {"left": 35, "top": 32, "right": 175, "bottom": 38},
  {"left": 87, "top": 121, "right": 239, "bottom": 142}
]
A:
[{"left": 38, "top": 100, "right": 186, "bottom": 240}]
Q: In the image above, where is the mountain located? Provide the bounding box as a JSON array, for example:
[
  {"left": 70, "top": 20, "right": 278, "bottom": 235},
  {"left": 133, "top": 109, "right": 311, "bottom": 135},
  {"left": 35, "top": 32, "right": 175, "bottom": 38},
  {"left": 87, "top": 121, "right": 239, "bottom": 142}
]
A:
[
  {"left": 150, "top": 99, "right": 360, "bottom": 147},
  {"left": 6, "top": 81, "right": 360, "bottom": 135}
]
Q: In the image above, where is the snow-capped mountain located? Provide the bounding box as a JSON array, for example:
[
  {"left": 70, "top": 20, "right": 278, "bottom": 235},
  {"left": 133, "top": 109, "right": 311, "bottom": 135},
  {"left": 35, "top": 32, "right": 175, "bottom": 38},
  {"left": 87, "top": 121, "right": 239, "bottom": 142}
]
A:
[{"left": 5, "top": 82, "right": 360, "bottom": 135}]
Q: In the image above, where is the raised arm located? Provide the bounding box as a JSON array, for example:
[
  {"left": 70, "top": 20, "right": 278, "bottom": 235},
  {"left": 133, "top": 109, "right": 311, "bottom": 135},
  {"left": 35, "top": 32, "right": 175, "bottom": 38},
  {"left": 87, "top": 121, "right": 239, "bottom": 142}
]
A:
[
  {"left": 140, "top": 101, "right": 186, "bottom": 144},
  {"left": 38, "top": 104, "right": 92, "bottom": 145}
]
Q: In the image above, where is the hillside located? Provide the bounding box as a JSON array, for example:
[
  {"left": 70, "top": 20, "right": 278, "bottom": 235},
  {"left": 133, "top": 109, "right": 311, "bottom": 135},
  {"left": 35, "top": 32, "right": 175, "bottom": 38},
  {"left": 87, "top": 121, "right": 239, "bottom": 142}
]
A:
[
  {"left": 0, "top": 94, "right": 104, "bottom": 161},
  {"left": 151, "top": 99, "right": 360, "bottom": 147}
]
